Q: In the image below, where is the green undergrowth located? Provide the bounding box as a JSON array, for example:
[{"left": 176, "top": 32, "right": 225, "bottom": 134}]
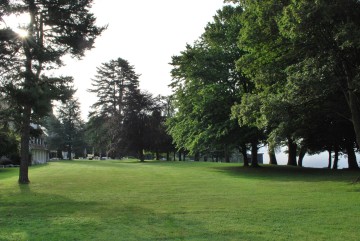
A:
[{"left": 0, "top": 160, "right": 359, "bottom": 240}]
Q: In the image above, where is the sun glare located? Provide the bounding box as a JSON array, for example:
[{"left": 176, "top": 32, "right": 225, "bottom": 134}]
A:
[
  {"left": 15, "top": 28, "right": 29, "bottom": 38},
  {"left": 1, "top": 13, "right": 30, "bottom": 38}
]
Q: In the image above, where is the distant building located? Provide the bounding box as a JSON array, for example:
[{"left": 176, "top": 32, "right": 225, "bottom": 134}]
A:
[{"left": 29, "top": 124, "right": 49, "bottom": 165}]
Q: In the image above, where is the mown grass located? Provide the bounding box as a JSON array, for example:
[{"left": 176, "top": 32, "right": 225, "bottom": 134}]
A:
[{"left": 0, "top": 160, "right": 359, "bottom": 241}]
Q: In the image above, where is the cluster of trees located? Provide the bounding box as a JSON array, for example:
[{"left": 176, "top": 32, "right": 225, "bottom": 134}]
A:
[
  {"left": 87, "top": 58, "right": 174, "bottom": 161},
  {"left": 168, "top": 0, "right": 360, "bottom": 169}
]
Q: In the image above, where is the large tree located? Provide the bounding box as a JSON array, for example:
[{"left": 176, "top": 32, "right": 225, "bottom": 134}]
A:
[
  {"left": 88, "top": 58, "right": 139, "bottom": 157},
  {"left": 169, "top": 5, "right": 258, "bottom": 164},
  {"left": 116, "top": 90, "right": 161, "bottom": 161},
  {"left": 0, "top": 0, "right": 104, "bottom": 183}
]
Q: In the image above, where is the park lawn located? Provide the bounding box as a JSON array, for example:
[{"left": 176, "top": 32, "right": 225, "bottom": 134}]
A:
[{"left": 0, "top": 160, "right": 359, "bottom": 241}]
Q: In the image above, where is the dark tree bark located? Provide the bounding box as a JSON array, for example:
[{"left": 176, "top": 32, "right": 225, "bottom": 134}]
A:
[
  {"left": 345, "top": 140, "right": 359, "bottom": 170},
  {"left": 287, "top": 138, "right": 298, "bottom": 166},
  {"left": 139, "top": 150, "right": 144, "bottom": 162},
  {"left": 19, "top": 104, "right": 31, "bottom": 184},
  {"left": 251, "top": 141, "right": 259, "bottom": 168},
  {"left": 194, "top": 152, "right": 200, "bottom": 162},
  {"left": 166, "top": 152, "right": 170, "bottom": 161},
  {"left": 297, "top": 146, "right": 306, "bottom": 167},
  {"left": 239, "top": 144, "right": 249, "bottom": 167},
  {"left": 268, "top": 144, "right": 277, "bottom": 165},
  {"left": 178, "top": 151, "right": 182, "bottom": 161}
]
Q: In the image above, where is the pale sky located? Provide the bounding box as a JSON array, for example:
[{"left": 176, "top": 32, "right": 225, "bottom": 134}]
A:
[{"left": 56, "top": 0, "right": 227, "bottom": 120}]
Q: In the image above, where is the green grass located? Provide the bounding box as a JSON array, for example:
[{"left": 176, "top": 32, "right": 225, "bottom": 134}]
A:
[{"left": 0, "top": 160, "right": 359, "bottom": 241}]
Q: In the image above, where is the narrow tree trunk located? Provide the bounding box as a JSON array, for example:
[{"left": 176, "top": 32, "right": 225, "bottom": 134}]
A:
[
  {"left": 139, "top": 149, "right": 144, "bottom": 162},
  {"left": 224, "top": 149, "right": 230, "bottom": 163},
  {"left": 345, "top": 140, "right": 359, "bottom": 170},
  {"left": 239, "top": 145, "right": 249, "bottom": 167},
  {"left": 287, "top": 138, "right": 297, "bottom": 166},
  {"left": 297, "top": 145, "right": 306, "bottom": 167},
  {"left": 173, "top": 152, "right": 176, "bottom": 161},
  {"left": 268, "top": 144, "right": 277, "bottom": 165},
  {"left": 166, "top": 152, "right": 170, "bottom": 161},
  {"left": 183, "top": 152, "right": 186, "bottom": 161},
  {"left": 19, "top": 104, "right": 31, "bottom": 184},
  {"left": 332, "top": 146, "right": 339, "bottom": 170},
  {"left": 327, "top": 149, "right": 332, "bottom": 169},
  {"left": 178, "top": 151, "right": 182, "bottom": 161},
  {"left": 251, "top": 141, "right": 259, "bottom": 168},
  {"left": 346, "top": 76, "right": 360, "bottom": 152}
]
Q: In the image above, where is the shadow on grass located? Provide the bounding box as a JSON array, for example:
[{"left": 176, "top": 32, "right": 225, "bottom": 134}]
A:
[
  {"left": 212, "top": 165, "right": 360, "bottom": 183},
  {"left": 1, "top": 186, "right": 257, "bottom": 240}
]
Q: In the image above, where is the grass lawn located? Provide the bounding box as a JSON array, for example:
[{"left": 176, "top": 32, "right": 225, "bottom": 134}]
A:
[{"left": 0, "top": 160, "right": 359, "bottom": 241}]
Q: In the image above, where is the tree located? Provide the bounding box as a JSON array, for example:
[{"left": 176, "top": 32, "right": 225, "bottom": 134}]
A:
[
  {"left": 116, "top": 90, "right": 161, "bottom": 162},
  {"left": 0, "top": 0, "right": 104, "bottom": 183},
  {"left": 168, "top": 5, "right": 257, "bottom": 164},
  {"left": 88, "top": 58, "right": 139, "bottom": 157},
  {"left": 57, "top": 95, "right": 85, "bottom": 160}
]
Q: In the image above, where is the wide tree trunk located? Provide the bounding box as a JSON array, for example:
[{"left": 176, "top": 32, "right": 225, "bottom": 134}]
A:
[
  {"left": 19, "top": 104, "right": 32, "bottom": 184},
  {"left": 345, "top": 141, "right": 359, "bottom": 170},
  {"left": 194, "top": 152, "right": 200, "bottom": 162},
  {"left": 155, "top": 151, "right": 160, "bottom": 160},
  {"left": 287, "top": 138, "right": 297, "bottom": 166},
  {"left": 251, "top": 141, "right": 259, "bottom": 168}
]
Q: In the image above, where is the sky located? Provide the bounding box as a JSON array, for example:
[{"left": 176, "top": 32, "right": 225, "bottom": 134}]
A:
[{"left": 56, "top": 0, "right": 227, "bottom": 120}]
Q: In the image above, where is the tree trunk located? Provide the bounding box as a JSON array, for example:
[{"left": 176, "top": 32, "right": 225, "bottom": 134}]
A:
[
  {"left": 341, "top": 61, "right": 360, "bottom": 155},
  {"left": 287, "top": 138, "right": 297, "bottom": 166},
  {"left": 224, "top": 149, "right": 230, "bottom": 163},
  {"left": 327, "top": 149, "right": 332, "bottom": 169},
  {"left": 346, "top": 75, "right": 360, "bottom": 152},
  {"left": 268, "top": 144, "right": 277, "bottom": 165},
  {"left": 183, "top": 152, "right": 186, "bottom": 161},
  {"left": 345, "top": 140, "right": 359, "bottom": 170},
  {"left": 251, "top": 141, "right": 259, "bottom": 168},
  {"left": 297, "top": 145, "right": 306, "bottom": 167},
  {"left": 19, "top": 104, "right": 31, "bottom": 184},
  {"left": 178, "top": 151, "right": 182, "bottom": 161},
  {"left": 155, "top": 151, "right": 160, "bottom": 160},
  {"left": 173, "top": 152, "right": 176, "bottom": 161},
  {"left": 166, "top": 152, "right": 170, "bottom": 161},
  {"left": 332, "top": 146, "right": 339, "bottom": 170},
  {"left": 239, "top": 145, "right": 249, "bottom": 167},
  {"left": 139, "top": 149, "right": 144, "bottom": 162},
  {"left": 194, "top": 152, "right": 200, "bottom": 162}
]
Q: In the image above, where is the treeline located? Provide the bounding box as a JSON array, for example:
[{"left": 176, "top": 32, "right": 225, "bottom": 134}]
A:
[{"left": 167, "top": 0, "right": 360, "bottom": 169}]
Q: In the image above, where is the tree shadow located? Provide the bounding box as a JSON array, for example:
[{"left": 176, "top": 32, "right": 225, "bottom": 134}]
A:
[{"left": 212, "top": 165, "right": 360, "bottom": 183}]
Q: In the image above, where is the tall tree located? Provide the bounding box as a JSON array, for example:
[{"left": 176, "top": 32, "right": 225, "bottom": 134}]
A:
[
  {"left": 0, "top": 0, "right": 104, "bottom": 183},
  {"left": 169, "top": 5, "right": 258, "bottom": 164},
  {"left": 57, "top": 96, "right": 84, "bottom": 160},
  {"left": 88, "top": 58, "right": 139, "bottom": 157}
]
